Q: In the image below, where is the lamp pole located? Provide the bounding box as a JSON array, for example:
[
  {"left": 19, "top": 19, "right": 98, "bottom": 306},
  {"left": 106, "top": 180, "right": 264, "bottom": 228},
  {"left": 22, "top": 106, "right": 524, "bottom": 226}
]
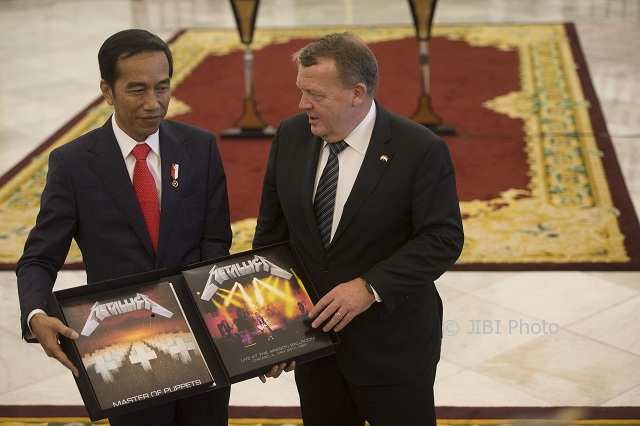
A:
[
  {"left": 408, "top": 0, "right": 455, "bottom": 135},
  {"left": 221, "top": 0, "right": 275, "bottom": 139}
]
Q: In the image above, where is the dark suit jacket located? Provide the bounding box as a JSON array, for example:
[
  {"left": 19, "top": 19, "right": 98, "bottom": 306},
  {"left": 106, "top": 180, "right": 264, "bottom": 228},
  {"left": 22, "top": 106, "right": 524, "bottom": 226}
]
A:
[
  {"left": 17, "top": 118, "right": 231, "bottom": 338},
  {"left": 253, "top": 103, "right": 464, "bottom": 386}
]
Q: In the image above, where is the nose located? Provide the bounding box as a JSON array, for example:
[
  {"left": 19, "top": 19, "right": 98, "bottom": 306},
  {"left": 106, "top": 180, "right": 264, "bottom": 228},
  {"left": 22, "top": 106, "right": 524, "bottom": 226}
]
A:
[
  {"left": 299, "top": 93, "right": 312, "bottom": 111},
  {"left": 142, "top": 90, "right": 161, "bottom": 111}
]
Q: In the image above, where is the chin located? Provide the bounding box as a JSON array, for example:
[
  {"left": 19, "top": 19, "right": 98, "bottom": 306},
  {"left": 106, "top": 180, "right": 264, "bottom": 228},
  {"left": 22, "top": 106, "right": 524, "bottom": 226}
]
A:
[
  {"left": 309, "top": 124, "right": 326, "bottom": 138},
  {"left": 143, "top": 122, "right": 161, "bottom": 132}
]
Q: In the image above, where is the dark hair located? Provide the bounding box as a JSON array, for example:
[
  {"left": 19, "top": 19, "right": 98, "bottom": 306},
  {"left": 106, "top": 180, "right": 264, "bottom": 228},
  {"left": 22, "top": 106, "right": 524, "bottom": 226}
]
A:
[
  {"left": 98, "top": 29, "right": 173, "bottom": 86},
  {"left": 294, "top": 32, "right": 378, "bottom": 96}
]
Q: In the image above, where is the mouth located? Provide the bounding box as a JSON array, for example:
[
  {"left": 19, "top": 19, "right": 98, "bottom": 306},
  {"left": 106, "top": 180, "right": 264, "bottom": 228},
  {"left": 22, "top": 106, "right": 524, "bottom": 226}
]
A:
[{"left": 140, "top": 115, "right": 162, "bottom": 123}]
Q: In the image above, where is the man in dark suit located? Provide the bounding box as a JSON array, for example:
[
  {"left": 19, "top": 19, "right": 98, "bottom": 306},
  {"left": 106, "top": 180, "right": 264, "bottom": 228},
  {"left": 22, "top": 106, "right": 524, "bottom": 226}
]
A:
[
  {"left": 253, "top": 33, "right": 464, "bottom": 426},
  {"left": 16, "top": 29, "right": 231, "bottom": 426}
]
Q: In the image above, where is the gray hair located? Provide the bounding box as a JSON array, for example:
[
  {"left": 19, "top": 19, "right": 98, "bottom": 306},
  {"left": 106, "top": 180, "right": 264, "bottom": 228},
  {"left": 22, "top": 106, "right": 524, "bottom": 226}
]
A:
[{"left": 293, "top": 32, "right": 379, "bottom": 96}]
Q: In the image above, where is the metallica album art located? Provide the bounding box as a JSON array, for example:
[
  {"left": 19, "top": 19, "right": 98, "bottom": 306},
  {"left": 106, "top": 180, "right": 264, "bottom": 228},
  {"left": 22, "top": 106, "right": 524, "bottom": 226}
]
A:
[
  {"left": 182, "top": 243, "right": 336, "bottom": 381},
  {"left": 55, "top": 277, "right": 220, "bottom": 419}
]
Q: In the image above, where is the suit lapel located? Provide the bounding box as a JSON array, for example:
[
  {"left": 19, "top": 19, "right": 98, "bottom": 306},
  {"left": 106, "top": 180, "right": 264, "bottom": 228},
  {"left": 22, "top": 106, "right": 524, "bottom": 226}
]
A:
[
  {"left": 330, "top": 104, "right": 393, "bottom": 247},
  {"left": 298, "top": 134, "right": 326, "bottom": 257},
  {"left": 88, "top": 119, "right": 155, "bottom": 258},
  {"left": 156, "top": 121, "right": 185, "bottom": 267}
]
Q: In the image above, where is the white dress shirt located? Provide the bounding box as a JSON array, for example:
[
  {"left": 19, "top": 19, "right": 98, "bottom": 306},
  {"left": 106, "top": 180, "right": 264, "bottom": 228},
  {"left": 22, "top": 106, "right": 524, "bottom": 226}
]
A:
[
  {"left": 27, "top": 116, "right": 163, "bottom": 333},
  {"left": 312, "top": 101, "right": 381, "bottom": 302},
  {"left": 112, "top": 114, "right": 162, "bottom": 204},
  {"left": 313, "top": 100, "right": 376, "bottom": 240}
]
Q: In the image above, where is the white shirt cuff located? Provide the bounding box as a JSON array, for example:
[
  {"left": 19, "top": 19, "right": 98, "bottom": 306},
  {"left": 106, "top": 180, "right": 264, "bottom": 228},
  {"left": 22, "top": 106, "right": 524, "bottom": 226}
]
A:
[
  {"left": 26, "top": 309, "right": 47, "bottom": 338},
  {"left": 369, "top": 284, "right": 382, "bottom": 303}
]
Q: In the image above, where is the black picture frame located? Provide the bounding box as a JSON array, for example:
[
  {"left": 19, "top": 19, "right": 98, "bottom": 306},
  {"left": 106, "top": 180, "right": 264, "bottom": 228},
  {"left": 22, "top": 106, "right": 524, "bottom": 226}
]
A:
[
  {"left": 180, "top": 242, "right": 338, "bottom": 383},
  {"left": 51, "top": 269, "right": 229, "bottom": 421},
  {"left": 50, "top": 241, "right": 336, "bottom": 420}
]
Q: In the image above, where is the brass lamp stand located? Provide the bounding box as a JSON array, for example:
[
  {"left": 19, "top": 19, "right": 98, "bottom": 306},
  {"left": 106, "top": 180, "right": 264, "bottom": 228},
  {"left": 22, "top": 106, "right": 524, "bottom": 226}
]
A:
[
  {"left": 408, "top": 0, "right": 455, "bottom": 135},
  {"left": 220, "top": 0, "right": 275, "bottom": 139}
]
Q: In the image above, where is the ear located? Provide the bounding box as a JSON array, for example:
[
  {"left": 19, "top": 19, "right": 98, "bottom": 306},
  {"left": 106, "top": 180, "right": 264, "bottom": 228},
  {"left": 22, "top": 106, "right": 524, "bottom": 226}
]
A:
[
  {"left": 352, "top": 82, "right": 368, "bottom": 106},
  {"left": 100, "top": 80, "right": 114, "bottom": 106}
]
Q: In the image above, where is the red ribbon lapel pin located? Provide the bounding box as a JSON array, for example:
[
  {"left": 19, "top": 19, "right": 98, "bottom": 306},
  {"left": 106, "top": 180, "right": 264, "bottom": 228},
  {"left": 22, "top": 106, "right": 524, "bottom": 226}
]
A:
[{"left": 170, "top": 163, "right": 179, "bottom": 188}]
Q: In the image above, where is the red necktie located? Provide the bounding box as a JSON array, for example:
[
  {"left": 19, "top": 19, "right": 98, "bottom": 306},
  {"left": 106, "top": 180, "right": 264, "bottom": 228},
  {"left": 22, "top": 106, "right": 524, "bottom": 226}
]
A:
[{"left": 132, "top": 143, "right": 160, "bottom": 253}]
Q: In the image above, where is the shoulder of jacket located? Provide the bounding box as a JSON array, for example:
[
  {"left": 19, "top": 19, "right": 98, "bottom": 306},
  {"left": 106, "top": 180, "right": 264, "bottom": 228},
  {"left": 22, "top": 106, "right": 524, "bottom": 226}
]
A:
[
  {"left": 278, "top": 112, "right": 311, "bottom": 136},
  {"left": 386, "top": 109, "right": 445, "bottom": 155},
  {"left": 50, "top": 126, "right": 104, "bottom": 159},
  {"left": 163, "top": 119, "right": 215, "bottom": 142}
]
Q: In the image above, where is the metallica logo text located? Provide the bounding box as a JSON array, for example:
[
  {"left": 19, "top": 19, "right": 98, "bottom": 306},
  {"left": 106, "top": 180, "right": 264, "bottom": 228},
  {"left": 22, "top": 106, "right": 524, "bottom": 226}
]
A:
[
  {"left": 201, "top": 255, "right": 293, "bottom": 301},
  {"left": 81, "top": 293, "right": 174, "bottom": 336}
]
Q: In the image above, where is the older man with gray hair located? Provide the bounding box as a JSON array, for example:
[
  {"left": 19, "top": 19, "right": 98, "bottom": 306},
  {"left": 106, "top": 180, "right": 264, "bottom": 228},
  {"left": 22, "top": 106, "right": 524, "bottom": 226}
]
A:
[{"left": 254, "top": 32, "right": 464, "bottom": 426}]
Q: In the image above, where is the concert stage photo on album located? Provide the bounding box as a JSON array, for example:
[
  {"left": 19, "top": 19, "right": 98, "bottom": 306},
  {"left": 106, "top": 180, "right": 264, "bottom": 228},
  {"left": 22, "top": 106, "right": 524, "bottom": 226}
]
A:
[{"left": 182, "top": 243, "right": 336, "bottom": 381}]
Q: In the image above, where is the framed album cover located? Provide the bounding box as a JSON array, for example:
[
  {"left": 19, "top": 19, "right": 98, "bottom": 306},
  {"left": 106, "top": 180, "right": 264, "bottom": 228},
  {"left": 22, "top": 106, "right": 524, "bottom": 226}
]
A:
[
  {"left": 51, "top": 270, "right": 228, "bottom": 421},
  {"left": 51, "top": 242, "right": 336, "bottom": 419},
  {"left": 181, "top": 242, "right": 337, "bottom": 382}
]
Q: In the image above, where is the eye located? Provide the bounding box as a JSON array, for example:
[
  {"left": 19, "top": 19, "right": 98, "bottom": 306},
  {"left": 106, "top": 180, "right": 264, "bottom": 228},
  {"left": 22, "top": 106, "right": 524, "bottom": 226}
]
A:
[{"left": 309, "top": 92, "right": 324, "bottom": 101}]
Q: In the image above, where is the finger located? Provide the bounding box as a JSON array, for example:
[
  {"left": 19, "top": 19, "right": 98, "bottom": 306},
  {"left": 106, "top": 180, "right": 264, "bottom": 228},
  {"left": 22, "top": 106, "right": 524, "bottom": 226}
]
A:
[
  {"left": 40, "top": 333, "right": 62, "bottom": 357},
  {"left": 322, "top": 309, "right": 347, "bottom": 332},
  {"left": 61, "top": 326, "right": 79, "bottom": 340},
  {"left": 259, "top": 375, "right": 266, "bottom": 383},
  {"left": 308, "top": 292, "right": 335, "bottom": 319},
  {"left": 58, "top": 325, "right": 79, "bottom": 340},
  {"left": 265, "top": 364, "right": 280, "bottom": 378},
  {"left": 272, "top": 366, "right": 284, "bottom": 378},
  {"left": 51, "top": 346, "right": 79, "bottom": 377},
  {"left": 51, "top": 318, "right": 79, "bottom": 340},
  {"left": 284, "top": 361, "right": 296, "bottom": 372},
  {"left": 311, "top": 301, "right": 340, "bottom": 328},
  {"left": 270, "top": 364, "right": 285, "bottom": 378},
  {"left": 334, "top": 311, "right": 356, "bottom": 332}
]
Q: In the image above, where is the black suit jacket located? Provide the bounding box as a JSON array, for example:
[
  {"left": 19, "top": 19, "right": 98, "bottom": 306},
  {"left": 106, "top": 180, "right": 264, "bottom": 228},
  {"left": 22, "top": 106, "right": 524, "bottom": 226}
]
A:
[
  {"left": 253, "top": 103, "right": 464, "bottom": 385},
  {"left": 17, "top": 118, "right": 231, "bottom": 338}
]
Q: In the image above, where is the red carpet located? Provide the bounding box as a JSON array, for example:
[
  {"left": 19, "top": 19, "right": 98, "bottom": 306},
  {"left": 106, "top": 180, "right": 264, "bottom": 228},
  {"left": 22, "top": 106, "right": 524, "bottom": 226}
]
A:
[
  {"left": 1, "top": 24, "right": 638, "bottom": 269},
  {"left": 176, "top": 35, "right": 528, "bottom": 221}
]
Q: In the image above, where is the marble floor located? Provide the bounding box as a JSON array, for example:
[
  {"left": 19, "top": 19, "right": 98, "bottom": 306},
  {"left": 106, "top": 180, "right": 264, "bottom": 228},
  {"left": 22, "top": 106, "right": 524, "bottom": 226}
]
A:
[{"left": 1, "top": 0, "right": 639, "bottom": 409}]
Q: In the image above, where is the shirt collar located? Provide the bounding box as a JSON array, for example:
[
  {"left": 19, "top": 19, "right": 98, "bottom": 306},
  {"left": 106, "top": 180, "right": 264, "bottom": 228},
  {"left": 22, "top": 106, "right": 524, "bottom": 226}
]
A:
[
  {"left": 111, "top": 114, "right": 160, "bottom": 159},
  {"left": 324, "top": 100, "right": 376, "bottom": 155}
]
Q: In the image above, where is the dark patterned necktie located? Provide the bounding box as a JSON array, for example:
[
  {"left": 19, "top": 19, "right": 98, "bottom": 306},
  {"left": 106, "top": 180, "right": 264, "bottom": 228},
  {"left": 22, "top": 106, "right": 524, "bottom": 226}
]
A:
[{"left": 314, "top": 140, "right": 349, "bottom": 248}]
